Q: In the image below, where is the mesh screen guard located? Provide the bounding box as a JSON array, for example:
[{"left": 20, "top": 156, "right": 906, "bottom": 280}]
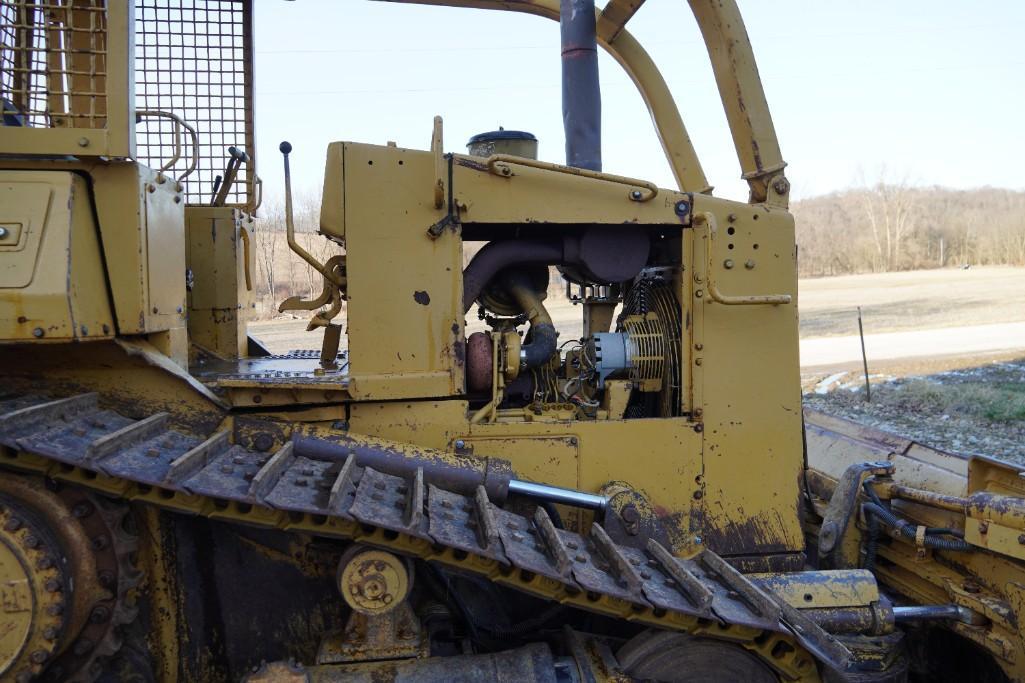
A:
[
  {"left": 134, "top": 0, "right": 256, "bottom": 207},
  {"left": 1, "top": 1, "right": 256, "bottom": 206}
]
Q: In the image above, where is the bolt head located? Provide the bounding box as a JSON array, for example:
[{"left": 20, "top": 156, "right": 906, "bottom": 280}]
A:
[
  {"left": 674, "top": 200, "right": 690, "bottom": 217},
  {"left": 32, "top": 327, "right": 44, "bottom": 338},
  {"left": 77, "top": 137, "right": 90, "bottom": 147},
  {"left": 0, "top": 226, "right": 8, "bottom": 239},
  {"left": 772, "top": 177, "right": 791, "bottom": 195},
  {"left": 454, "top": 439, "right": 466, "bottom": 450},
  {"left": 745, "top": 260, "right": 756, "bottom": 269},
  {"left": 630, "top": 190, "right": 642, "bottom": 200},
  {"left": 723, "top": 259, "right": 734, "bottom": 269}
]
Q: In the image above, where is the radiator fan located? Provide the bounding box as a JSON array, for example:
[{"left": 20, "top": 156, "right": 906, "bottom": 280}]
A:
[{"left": 587, "top": 271, "right": 682, "bottom": 417}]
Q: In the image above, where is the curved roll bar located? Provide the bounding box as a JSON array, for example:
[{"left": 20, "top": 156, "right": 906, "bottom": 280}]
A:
[{"left": 386, "top": 0, "right": 787, "bottom": 206}]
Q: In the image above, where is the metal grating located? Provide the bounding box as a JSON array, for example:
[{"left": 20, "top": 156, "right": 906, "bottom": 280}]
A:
[
  {"left": 134, "top": 0, "right": 255, "bottom": 207},
  {"left": 0, "top": 0, "right": 108, "bottom": 129}
]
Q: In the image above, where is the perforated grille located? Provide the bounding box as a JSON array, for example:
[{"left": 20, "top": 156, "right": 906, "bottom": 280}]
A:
[
  {"left": 134, "top": 0, "right": 255, "bottom": 207},
  {"left": 0, "top": 0, "right": 108, "bottom": 129}
]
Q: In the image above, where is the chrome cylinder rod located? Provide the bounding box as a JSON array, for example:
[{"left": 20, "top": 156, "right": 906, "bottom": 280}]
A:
[{"left": 508, "top": 479, "right": 608, "bottom": 513}]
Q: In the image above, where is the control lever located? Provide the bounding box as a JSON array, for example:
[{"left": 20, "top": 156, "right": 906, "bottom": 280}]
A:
[
  {"left": 210, "top": 146, "right": 250, "bottom": 206},
  {"left": 278, "top": 142, "right": 346, "bottom": 370}
]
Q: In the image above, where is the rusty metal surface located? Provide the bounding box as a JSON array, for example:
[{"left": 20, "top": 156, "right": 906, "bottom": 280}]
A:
[
  {"left": 0, "top": 394, "right": 856, "bottom": 677},
  {"left": 98, "top": 430, "right": 199, "bottom": 485},
  {"left": 426, "top": 484, "right": 508, "bottom": 564},
  {"left": 262, "top": 455, "right": 340, "bottom": 514},
  {"left": 494, "top": 505, "right": 576, "bottom": 586},
  {"left": 183, "top": 445, "right": 270, "bottom": 500},
  {"left": 349, "top": 467, "right": 429, "bottom": 540}
]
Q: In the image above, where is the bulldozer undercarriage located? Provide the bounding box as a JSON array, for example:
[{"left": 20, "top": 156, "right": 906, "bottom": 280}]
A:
[
  {"left": 3, "top": 0, "right": 1020, "bottom": 681},
  {"left": 0, "top": 392, "right": 838, "bottom": 682}
]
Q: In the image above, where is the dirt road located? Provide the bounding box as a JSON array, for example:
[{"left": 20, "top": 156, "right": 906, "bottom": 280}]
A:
[{"left": 801, "top": 321, "right": 1025, "bottom": 371}]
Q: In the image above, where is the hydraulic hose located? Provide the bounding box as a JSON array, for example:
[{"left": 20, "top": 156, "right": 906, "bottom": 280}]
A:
[
  {"left": 505, "top": 270, "right": 557, "bottom": 370},
  {"left": 861, "top": 480, "right": 973, "bottom": 558}
]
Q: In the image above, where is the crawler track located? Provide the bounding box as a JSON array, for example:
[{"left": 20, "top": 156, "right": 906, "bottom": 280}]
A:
[{"left": 0, "top": 393, "right": 849, "bottom": 681}]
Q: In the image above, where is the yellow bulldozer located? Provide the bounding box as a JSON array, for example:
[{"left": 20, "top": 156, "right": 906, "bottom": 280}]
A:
[{"left": 0, "top": 1, "right": 1021, "bottom": 681}]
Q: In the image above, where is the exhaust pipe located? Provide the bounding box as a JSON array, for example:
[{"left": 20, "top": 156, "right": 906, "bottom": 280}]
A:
[{"left": 561, "top": 0, "right": 601, "bottom": 171}]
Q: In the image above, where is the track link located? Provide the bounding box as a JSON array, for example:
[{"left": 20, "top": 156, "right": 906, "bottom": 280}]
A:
[{"left": 0, "top": 393, "right": 848, "bottom": 681}]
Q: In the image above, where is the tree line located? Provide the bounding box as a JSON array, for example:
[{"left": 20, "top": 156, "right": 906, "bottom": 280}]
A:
[
  {"left": 794, "top": 185, "right": 1025, "bottom": 276},
  {"left": 249, "top": 185, "right": 1025, "bottom": 317}
]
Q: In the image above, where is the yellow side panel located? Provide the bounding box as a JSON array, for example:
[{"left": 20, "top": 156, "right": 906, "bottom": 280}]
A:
[
  {"left": 0, "top": 180, "right": 52, "bottom": 288},
  {"left": 340, "top": 143, "right": 464, "bottom": 399},
  {"left": 185, "top": 207, "right": 252, "bottom": 359},
  {"left": 90, "top": 163, "right": 185, "bottom": 334},
  {"left": 691, "top": 195, "right": 804, "bottom": 556},
  {"left": 0, "top": 172, "right": 114, "bottom": 341}
]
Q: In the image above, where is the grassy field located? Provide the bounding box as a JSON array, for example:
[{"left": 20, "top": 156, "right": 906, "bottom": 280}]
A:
[
  {"left": 250, "top": 266, "right": 1025, "bottom": 355},
  {"left": 797, "top": 266, "right": 1025, "bottom": 337}
]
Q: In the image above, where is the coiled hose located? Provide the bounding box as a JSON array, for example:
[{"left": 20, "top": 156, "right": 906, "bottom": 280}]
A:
[{"left": 861, "top": 480, "right": 972, "bottom": 569}]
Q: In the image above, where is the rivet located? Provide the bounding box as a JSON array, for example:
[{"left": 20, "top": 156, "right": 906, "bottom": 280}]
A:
[
  {"left": 4, "top": 517, "right": 22, "bottom": 531},
  {"left": 745, "top": 260, "right": 755, "bottom": 270},
  {"left": 695, "top": 290, "right": 703, "bottom": 298},
  {"left": 32, "top": 327, "right": 44, "bottom": 338},
  {"left": 147, "top": 184, "right": 156, "bottom": 193},
  {"left": 174, "top": 195, "right": 182, "bottom": 204},
  {"left": 694, "top": 343, "right": 703, "bottom": 350},
  {"left": 630, "top": 190, "right": 642, "bottom": 200},
  {"left": 454, "top": 439, "right": 466, "bottom": 450},
  {"left": 694, "top": 358, "right": 703, "bottom": 366},
  {"left": 30, "top": 650, "right": 48, "bottom": 664},
  {"left": 0, "top": 226, "right": 8, "bottom": 239},
  {"left": 723, "top": 259, "right": 734, "bottom": 269},
  {"left": 77, "top": 137, "right": 90, "bottom": 147},
  {"left": 727, "top": 213, "right": 737, "bottom": 222}
]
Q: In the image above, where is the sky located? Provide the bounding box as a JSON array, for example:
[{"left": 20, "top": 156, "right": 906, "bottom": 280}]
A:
[{"left": 252, "top": 0, "right": 1025, "bottom": 206}]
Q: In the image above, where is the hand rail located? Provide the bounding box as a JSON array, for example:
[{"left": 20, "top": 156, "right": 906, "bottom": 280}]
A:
[
  {"left": 695, "top": 211, "right": 791, "bottom": 306},
  {"left": 484, "top": 153, "right": 658, "bottom": 202},
  {"left": 135, "top": 110, "right": 199, "bottom": 188}
]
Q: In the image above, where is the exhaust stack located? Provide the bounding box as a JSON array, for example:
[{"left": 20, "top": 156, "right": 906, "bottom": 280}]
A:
[{"left": 561, "top": 0, "right": 601, "bottom": 171}]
